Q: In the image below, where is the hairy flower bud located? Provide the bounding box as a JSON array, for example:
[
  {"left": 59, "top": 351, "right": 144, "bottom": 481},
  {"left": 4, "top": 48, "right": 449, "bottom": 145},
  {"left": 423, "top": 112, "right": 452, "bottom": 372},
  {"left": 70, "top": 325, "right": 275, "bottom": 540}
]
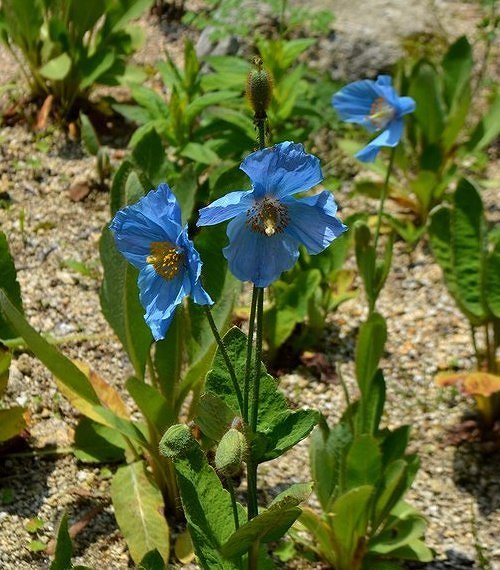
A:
[
  {"left": 159, "top": 424, "right": 197, "bottom": 459},
  {"left": 246, "top": 57, "right": 272, "bottom": 120},
  {"left": 215, "top": 427, "right": 247, "bottom": 477}
]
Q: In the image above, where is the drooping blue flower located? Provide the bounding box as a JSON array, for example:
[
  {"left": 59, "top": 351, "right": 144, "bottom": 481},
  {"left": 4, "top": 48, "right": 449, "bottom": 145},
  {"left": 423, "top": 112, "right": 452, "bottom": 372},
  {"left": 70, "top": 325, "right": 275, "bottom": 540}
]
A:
[
  {"left": 110, "top": 183, "right": 213, "bottom": 341},
  {"left": 332, "top": 75, "right": 416, "bottom": 162},
  {"left": 197, "top": 141, "right": 347, "bottom": 288}
]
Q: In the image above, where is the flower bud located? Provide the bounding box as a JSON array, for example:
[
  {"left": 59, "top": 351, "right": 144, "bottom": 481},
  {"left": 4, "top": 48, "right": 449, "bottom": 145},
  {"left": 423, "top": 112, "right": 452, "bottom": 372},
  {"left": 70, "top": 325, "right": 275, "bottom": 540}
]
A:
[
  {"left": 246, "top": 57, "right": 272, "bottom": 119},
  {"left": 215, "top": 427, "right": 247, "bottom": 477},
  {"left": 159, "top": 424, "right": 197, "bottom": 459}
]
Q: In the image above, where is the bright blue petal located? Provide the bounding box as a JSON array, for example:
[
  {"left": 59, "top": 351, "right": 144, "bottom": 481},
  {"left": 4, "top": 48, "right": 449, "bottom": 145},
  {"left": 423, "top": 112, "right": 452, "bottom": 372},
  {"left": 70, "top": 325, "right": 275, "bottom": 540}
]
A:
[
  {"left": 223, "top": 214, "right": 300, "bottom": 287},
  {"left": 138, "top": 264, "right": 186, "bottom": 340},
  {"left": 376, "top": 75, "right": 392, "bottom": 87},
  {"left": 178, "top": 229, "right": 213, "bottom": 306},
  {"left": 355, "top": 118, "right": 403, "bottom": 162},
  {"left": 240, "top": 142, "right": 323, "bottom": 199},
  {"left": 332, "top": 80, "right": 380, "bottom": 131},
  {"left": 283, "top": 192, "right": 348, "bottom": 254},
  {"left": 197, "top": 191, "right": 254, "bottom": 226},
  {"left": 138, "top": 183, "right": 183, "bottom": 242},
  {"left": 110, "top": 208, "right": 162, "bottom": 269},
  {"left": 396, "top": 96, "right": 416, "bottom": 116}
]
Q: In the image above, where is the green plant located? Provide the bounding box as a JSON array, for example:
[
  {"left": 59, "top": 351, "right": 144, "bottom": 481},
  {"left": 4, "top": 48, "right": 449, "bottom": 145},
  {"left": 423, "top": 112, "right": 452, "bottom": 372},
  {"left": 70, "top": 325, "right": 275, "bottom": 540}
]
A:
[
  {"left": 0, "top": 0, "right": 153, "bottom": 120},
  {"left": 296, "top": 314, "right": 433, "bottom": 570},
  {"left": 345, "top": 35, "right": 500, "bottom": 231},
  {"left": 0, "top": 175, "right": 237, "bottom": 564},
  {"left": 428, "top": 178, "right": 500, "bottom": 425}
]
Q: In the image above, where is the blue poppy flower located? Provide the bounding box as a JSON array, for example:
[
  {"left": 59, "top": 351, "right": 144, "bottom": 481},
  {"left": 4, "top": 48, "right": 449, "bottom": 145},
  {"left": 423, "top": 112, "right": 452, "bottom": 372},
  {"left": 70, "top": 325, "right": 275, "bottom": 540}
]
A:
[
  {"left": 332, "top": 75, "right": 416, "bottom": 162},
  {"left": 197, "top": 141, "right": 347, "bottom": 288},
  {"left": 110, "top": 183, "right": 213, "bottom": 341}
]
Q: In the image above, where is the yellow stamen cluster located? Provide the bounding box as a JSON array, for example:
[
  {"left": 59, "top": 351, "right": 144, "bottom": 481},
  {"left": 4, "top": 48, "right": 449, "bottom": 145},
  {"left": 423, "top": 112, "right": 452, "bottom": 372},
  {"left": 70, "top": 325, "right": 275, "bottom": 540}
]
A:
[
  {"left": 369, "top": 96, "right": 395, "bottom": 129},
  {"left": 147, "top": 241, "right": 183, "bottom": 280},
  {"left": 246, "top": 197, "right": 289, "bottom": 236}
]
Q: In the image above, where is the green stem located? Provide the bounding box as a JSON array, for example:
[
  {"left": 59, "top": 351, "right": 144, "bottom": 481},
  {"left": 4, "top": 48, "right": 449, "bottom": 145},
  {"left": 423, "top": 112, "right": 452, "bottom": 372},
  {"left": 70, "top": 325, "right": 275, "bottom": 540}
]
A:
[
  {"left": 256, "top": 118, "right": 266, "bottom": 150},
  {"left": 470, "top": 324, "right": 481, "bottom": 369},
  {"left": 244, "top": 287, "right": 259, "bottom": 423},
  {"left": 373, "top": 146, "right": 396, "bottom": 252},
  {"left": 226, "top": 477, "right": 240, "bottom": 531},
  {"left": 250, "top": 288, "right": 264, "bottom": 433},
  {"left": 246, "top": 459, "right": 259, "bottom": 520},
  {"left": 146, "top": 351, "right": 159, "bottom": 390},
  {"left": 204, "top": 306, "right": 244, "bottom": 414}
]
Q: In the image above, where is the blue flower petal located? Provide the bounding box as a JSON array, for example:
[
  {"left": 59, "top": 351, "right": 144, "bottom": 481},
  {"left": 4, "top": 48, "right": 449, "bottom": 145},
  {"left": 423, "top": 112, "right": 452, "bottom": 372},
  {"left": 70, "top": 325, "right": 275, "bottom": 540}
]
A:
[
  {"left": 283, "top": 192, "right": 348, "bottom": 254},
  {"left": 240, "top": 142, "right": 323, "bottom": 199},
  {"left": 138, "top": 183, "right": 183, "bottom": 242},
  {"left": 397, "top": 96, "right": 416, "bottom": 116},
  {"left": 110, "top": 208, "right": 164, "bottom": 269},
  {"left": 223, "top": 214, "right": 300, "bottom": 287},
  {"left": 355, "top": 118, "right": 403, "bottom": 162},
  {"left": 332, "top": 80, "right": 381, "bottom": 131},
  {"left": 138, "top": 264, "right": 186, "bottom": 341},
  {"left": 178, "top": 230, "right": 214, "bottom": 306},
  {"left": 197, "top": 191, "right": 254, "bottom": 226}
]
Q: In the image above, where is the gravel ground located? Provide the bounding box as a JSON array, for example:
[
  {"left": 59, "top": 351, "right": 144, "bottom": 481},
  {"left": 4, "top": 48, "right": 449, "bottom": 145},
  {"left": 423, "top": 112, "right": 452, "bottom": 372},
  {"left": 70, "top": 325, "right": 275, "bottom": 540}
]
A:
[{"left": 0, "top": 2, "right": 499, "bottom": 569}]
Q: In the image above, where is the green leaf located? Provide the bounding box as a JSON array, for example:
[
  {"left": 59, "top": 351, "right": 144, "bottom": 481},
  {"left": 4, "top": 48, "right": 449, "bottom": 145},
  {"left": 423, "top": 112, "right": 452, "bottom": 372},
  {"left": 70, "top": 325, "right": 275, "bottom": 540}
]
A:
[
  {"left": 346, "top": 435, "right": 382, "bottom": 489},
  {"left": 441, "top": 36, "right": 472, "bottom": 108},
  {"left": 172, "top": 164, "right": 198, "bottom": 223},
  {"left": 138, "top": 549, "right": 166, "bottom": 570},
  {"left": 195, "top": 392, "right": 238, "bottom": 442},
  {"left": 222, "top": 484, "right": 312, "bottom": 559},
  {"left": 486, "top": 239, "right": 500, "bottom": 318},
  {"left": 130, "top": 85, "right": 169, "bottom": 121},
  {"left": 373, "top": 460, "right": 409, "bottom": 529},
  {"left": 168, "top": 436, "right": 242, "bottom": 569},
  {"left": 355, "top": 312, "right": 387, "bottom": 395},
  {"left": 79, "top": 51, "right": 116, "bottom": 89},
  {"left": 49, "top": 513, "right": 72, "bottom": 570},
  {"left": 309, "top": 421, "right": 352, "bottom": 511},
  {"left": 356, "top": 370, "right": 386, "bottom": 436},
  {"left": 0, "top": 345, "right": 11, "bottom": 396},
  {"left": 330, "top": 485, "right": 374, "bottom": 568},
  {"left": 185, "top": 91, "right": 238, "bottom": 124},
  {"left": 111, "top": 461, "right": 170, "bottom": 565},
  {"left": 73, "top": 417, "right": 126, "bottom": 463},
  {"left": 452, "top": 178, "right": 487, "bottom": 323},
  {"left": 126, "top": 377, "right": 176, "bottom": 434},
  {"left": 39, "top": 53, "right": 71, "bottom": 80},
  {"left": 354, "top": 221, "right": 376, "bottom": 309},
  {"left": 99, "top": 227, "right": 152, "bottom": 379},
  {"left": 79, "top": 113, "right": 100, "bottom": 156},
  {"left": 0, "top": 291, "right": 99, "bottom": 406},
  {"left": 409, "top": 60, "right": 445, "bottom": 144},
  {"left": 0, "top": 231, "right": 23, "bottom": 341},
  {"left": 132, "top": 128, "right": 165, "bottom": 184},
  {"left": 204, "top": 327, "right": 317, "bottom": 462},
  {"left": 0, "top": 406, "right": 26, "bottom": 442},
  {"left": 180, "top": 142, "right": 220, "bottom": 165},
  {"left": 467, "top": 93, "right": 500, "bottom": 152},
  {"left": 109, "top": 159, "right": 135, "bottom": 215}
]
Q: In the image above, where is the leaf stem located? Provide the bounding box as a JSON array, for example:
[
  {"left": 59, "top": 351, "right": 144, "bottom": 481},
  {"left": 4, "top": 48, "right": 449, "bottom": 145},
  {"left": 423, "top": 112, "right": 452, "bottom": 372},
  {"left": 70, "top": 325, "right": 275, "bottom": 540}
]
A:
[
  {"left": 373, "top": 146, "right": 396, "bottom": 252},
  {"left": 226, "top": 476, "right": 240, "bottom": 531},
  {"left": 203, "top": 306, "right": 244, "bottom": 414}
]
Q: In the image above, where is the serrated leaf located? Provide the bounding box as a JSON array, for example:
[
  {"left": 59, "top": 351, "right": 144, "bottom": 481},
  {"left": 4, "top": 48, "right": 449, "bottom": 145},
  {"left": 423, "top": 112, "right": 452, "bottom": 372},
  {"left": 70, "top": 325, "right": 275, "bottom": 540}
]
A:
[
  {"left": 222, "top": 483, "right": 311, "bottom": 559},
  {"left": 170, "top": 438, "right": 242, "bottom": 569},
  {"left": 452, "top": 178, "right": 487, "bottom": 323},
  {"left": 195, "top": 392, "right": 237, "bottom": 442},
  {"left": 111, "top": 461, "right": 170, "bottom": 565}
]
